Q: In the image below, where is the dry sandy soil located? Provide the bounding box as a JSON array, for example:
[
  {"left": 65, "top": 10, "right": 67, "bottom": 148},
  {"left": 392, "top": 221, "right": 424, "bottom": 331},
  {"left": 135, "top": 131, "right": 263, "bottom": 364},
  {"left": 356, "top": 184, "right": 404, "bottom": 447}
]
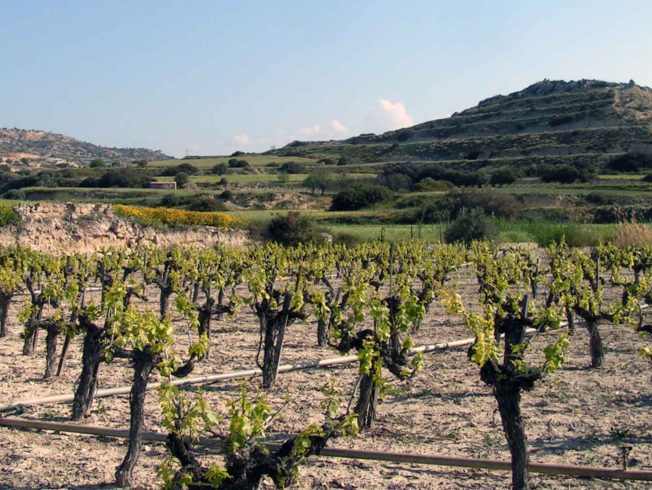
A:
[{"left": 0, "top": 267, "right": 650, "bottom": 489}]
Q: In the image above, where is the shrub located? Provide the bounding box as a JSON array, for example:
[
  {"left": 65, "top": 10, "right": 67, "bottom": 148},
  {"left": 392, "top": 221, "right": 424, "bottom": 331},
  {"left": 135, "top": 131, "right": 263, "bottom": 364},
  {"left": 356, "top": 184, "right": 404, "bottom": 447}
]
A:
[
  {"left": 489, "top": 168, "right": 516, "bottom": 186},
  {"left": 607, "top": 152, "right": 652, "bottom": 172},
  {"left": 414, "top": 178, "right": 454, "bottom": 192},
  {"left": 264, "top": 212, "right": 324, "bottom": 246},
  {"left": 330, "top": 184, "right": 392, "bottom": 211},
  {"left": 211, "top": 163, "right": 228, "bottom": 175},
  {"left": 89, "top": 159, "right": 107, "bottom": 168},
  {"left": 96, "top": 168, "right": 149, "bottom": 188},
  {"left": 174, "top": 172, "right": 190, "bottom": 189},
  {"left": 0, "top": 203, "right": 20, "bottom": 227},
  {"left": 219, "top": 190, "right": 234, "bottom": 201},
  {"left": 337, "top": 156, "right": 350, "bottom": 166},
  {"left": 376, "top": 173, "right": 412, "bottom": 191},
  {"left": 228, "top": 159, "right": 250, "bottom": 168},
  {"left": 444, "top": 208, "right": 496, "bottom": 245},
  {"left": 186, "top": 195, "right": 226, "bottom": 212},
  {"left": 161, "top": 194, "right": 180, "bottom": 207},
  {"left": 161, "top": 163, "right": 199, "bottom": 176},
  {"left": 3, "top": 189, "right": 26, "bottom": 200},
  {"left": 279, "top": 162, "right": 305, "bottom": 174},
  {"left": 419, "top": 189, "right": 520, "bottom": 223},
  {"left": 540, "top": 165, "right": 594, "bottom": 183},
  {"left": 643, "top": 174, "right": 652, "bottom": 182},
  {"left": 177, "top": 163, "right": 199, "bottom": 174}
]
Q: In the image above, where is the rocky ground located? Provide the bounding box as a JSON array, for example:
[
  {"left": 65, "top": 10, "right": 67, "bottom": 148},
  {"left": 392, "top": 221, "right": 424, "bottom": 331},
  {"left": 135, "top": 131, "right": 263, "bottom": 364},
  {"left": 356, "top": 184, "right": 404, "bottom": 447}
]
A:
[{"left": 0, "top": 269, "right": 650, "bottom": 489}]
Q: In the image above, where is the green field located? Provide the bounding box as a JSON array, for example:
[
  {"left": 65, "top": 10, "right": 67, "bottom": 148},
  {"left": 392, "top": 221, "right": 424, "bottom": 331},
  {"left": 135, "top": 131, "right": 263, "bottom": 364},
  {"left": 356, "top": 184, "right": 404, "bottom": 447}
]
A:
[{"left": 323, "top": 221, "right": 622, "bottom": 246}]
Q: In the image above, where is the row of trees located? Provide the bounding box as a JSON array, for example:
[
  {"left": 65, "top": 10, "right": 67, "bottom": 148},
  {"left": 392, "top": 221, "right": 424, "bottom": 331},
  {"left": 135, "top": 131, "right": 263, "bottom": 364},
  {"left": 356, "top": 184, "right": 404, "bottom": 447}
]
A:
[{"left": 1, "top": 241, "right": 651, "bottom": 488}]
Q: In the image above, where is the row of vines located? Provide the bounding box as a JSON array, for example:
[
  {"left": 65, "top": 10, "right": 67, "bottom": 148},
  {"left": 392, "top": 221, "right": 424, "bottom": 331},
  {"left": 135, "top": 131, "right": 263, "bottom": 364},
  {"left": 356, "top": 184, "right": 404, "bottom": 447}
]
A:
[{"left": 0, "top": 240, "right": 651, "bottom": 489}]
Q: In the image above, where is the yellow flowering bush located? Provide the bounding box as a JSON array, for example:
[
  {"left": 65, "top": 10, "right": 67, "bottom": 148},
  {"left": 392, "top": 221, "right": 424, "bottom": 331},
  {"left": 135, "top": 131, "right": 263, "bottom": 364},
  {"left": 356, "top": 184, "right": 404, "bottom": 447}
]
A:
[{"left": 113, "top": 205, "right": 243, "bottom": 229}]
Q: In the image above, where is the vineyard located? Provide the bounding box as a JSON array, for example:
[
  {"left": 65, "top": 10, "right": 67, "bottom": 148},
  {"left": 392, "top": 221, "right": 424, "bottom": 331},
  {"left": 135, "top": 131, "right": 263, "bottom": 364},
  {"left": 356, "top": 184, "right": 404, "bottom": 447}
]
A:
[{"left": 0, "top": 241, "right": 651, "bottom": 489}]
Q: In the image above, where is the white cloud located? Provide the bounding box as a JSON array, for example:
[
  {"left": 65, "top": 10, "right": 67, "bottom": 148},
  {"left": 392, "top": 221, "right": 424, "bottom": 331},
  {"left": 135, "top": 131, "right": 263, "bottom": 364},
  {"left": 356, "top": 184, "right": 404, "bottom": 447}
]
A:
[
  {"left": 229, "top": 133, "right": 251, "bottom": 147},
  {"left": 365, "top": 98, "right": 414, "bottom": 133},
  {"left": 299, "top": 125, "right": 321, "bottom": 137},
  {"left": 330, "top": 118, "right": 349, "bottom": 136},
  {"left": 297, "top": 119, "right": 349, "bottom": 140}
]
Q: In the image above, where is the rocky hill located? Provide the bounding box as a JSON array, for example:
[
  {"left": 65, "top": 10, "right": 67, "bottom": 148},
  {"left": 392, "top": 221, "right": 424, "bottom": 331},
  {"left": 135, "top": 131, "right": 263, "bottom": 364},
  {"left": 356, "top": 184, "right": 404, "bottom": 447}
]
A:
[
  {"left": 268, "top": 79, "right": 652, "bottom": 169},
  {"left": 0, "top": 202, "right": 246, "bottom": 253},
  {"left": 0, "top": 128, "right": 172, "bottom": 166}
]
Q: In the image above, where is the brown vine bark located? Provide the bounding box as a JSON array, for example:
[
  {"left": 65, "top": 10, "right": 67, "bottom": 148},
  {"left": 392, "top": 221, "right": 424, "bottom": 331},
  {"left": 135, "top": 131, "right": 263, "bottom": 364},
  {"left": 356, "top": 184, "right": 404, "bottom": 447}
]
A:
[{"left": 115, "top": 352, "right": 156, "bottom": 487}]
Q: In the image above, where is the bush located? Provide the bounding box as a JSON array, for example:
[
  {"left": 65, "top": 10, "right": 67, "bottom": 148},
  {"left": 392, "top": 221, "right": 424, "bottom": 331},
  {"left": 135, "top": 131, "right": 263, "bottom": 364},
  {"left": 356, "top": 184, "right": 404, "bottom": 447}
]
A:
[
  {"left": 175, "top": 172, "right": 190, "bottom": 189},
  {"left": 414, "top": 178, "right": 454, "bottom": 192},
  {"left": 96, "top": 168, "right": 149, "bottom": 188},
  {"left": 643, "top": 174, "right": 652, "bottom": 182},
  {"left": 3, "top": 189, "right": 26, "bottom": 200},
  {"left": 279, "top": 162, "right": 305, "bottom": 174},
  {"left": 489, "top": 168, "right": 516, "bottom": 186},
  {"left": 211, "top": 163, "right": 228, "bottom": 175},
  {"left": 607, "top": 152, "right": 652, "bottom": 172},
  {"left": 219, "top": 190, "right": 234, "bottom": 201},
  {"left": 330, "top": 184, "right": 392, "bottom": 211},
  {"left": 419, "top": 189, "right": 520, "bottom": 223},
  {"left": 444, "top": 208, "right": 496, "bottom": 245},
  {"left": 89, "top": 159, "right": 107, "bottom": 168},
  {"left": 228, "top": 159, "right": 250, "bottom": 168},
  {"left": 376, "top": 173, "right": 412, "bottom": 191},
  {"left": 161, "top": 194, "right": 180, "bottom": 207},
  {"left": 264, "top": 212, "right": 324, "bottom": 246},
  {"left": 186, "top": 195, "right": 226, "bottom": 212},
  {"left": 161, "top": 163, "right": 199, "bottom": 176},
  {"left": 540, "top": 165, "right": 594, "bottom": 183},
  {"left": 0, "top": 204, "right": 20, "bottom": 227}
]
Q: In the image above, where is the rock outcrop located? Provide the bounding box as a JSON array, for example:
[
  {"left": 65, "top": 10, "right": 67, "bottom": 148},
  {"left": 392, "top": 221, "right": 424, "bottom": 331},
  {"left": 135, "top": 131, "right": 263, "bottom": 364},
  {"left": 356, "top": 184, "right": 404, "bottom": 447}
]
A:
[{"left": 0, "top": 202, "right": 247, "bottom": 253}]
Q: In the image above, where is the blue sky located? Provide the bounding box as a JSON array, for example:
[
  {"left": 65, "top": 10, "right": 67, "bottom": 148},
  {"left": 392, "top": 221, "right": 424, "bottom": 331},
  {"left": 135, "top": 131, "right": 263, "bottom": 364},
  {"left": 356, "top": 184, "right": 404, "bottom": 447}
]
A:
[{"left": 1, "top": 0, "right": 651, "bottom": 157}]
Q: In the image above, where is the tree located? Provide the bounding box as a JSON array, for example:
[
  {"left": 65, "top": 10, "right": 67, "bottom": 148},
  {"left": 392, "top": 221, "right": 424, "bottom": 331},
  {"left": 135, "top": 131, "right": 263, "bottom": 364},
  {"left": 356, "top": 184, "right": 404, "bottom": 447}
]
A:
[
  {"left": 303, "top": 173, "right": 333, "bottom": 195},
  {"left": 489, "top": 168, "right": 516, "bottom": 186},
  {"left": 89, "top": 159, "right": 107, "bottom": 168},
  {"left": 175, "top": 172, "right": 189, "bottom": 189},
  {"left": 211, "top": 163, "right": 228, "bottom": 175},
  {"left": 265, "top": 212, "right": 323, "bottom": 246},
  {"left": 444, "top": 208, "right": 496, "bottom": 245},
  {"left": 330, "top": 184, "right": 392, "bottom": 211}
]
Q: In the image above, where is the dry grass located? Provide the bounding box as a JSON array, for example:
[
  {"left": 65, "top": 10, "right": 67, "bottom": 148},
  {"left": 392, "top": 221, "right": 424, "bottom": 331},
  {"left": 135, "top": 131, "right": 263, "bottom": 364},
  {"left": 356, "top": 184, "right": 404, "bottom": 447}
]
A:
[{"left": 612, "top": 221, "right": 652, "bottom": 247}]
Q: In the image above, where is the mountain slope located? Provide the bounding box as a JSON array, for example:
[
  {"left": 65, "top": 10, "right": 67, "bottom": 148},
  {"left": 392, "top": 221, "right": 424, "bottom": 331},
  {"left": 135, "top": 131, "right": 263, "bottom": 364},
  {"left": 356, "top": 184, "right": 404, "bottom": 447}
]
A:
[
  {"left": 268, "top": 79, "right": 652, "bottom": 168},
  {"left": 0, "top": 128, "right": 172, "bottom": 165}
]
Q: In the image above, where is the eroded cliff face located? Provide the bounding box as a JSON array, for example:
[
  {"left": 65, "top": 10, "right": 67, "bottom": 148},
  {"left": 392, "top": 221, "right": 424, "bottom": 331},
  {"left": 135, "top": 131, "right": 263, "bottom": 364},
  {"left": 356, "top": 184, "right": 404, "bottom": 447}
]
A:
[{"left": 0, "top": 202, "right": 248, "bottom": 253}]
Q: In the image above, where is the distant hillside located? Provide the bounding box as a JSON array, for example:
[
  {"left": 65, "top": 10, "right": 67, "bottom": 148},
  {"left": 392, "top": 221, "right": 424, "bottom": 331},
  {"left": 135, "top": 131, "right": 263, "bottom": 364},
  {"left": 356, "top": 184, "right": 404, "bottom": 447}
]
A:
[
  {"left": 0, "top": 128, "right": 172, "bottom": 166},
  {"left": 268, "top": 79, "right": 652, "bottom": 170}
]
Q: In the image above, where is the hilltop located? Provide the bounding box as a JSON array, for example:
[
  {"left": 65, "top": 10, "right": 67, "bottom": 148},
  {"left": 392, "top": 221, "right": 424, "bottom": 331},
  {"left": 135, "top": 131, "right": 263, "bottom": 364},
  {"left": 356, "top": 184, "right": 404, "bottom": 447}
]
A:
[
  {"left": 267, "top": 79, "right": 652, "bottom": 170},
  {"left": 0, "top": 128, "right": 172, "bottom": 167}
]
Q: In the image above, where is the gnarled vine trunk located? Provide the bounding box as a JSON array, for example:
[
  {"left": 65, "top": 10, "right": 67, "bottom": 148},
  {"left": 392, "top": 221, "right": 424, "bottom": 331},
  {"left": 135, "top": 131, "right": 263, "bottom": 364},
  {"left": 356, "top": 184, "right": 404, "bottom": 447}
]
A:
[
  {"left": 43, "top": 323, "right": 60, "bottom": 379},
  {"left": 586, "top": 319, "right": 604, "bottom": 368},
  {"left": 495, "top": 384, "right": 530, "bottom": 490},
  {"left": 0, "top": 295, "right": 11, "bottom": 337},
  {"left": 355, "top": 374, "right": 379, "bottom": 430},
  {"left": 115, "top": 353, "right": 155, "bottom": 487},
  {"left": 22, "top": 309, "right": 43, "bottom": 356},
  {"left": 72, "top": 325, "right": 104, "bottom": 420}
]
